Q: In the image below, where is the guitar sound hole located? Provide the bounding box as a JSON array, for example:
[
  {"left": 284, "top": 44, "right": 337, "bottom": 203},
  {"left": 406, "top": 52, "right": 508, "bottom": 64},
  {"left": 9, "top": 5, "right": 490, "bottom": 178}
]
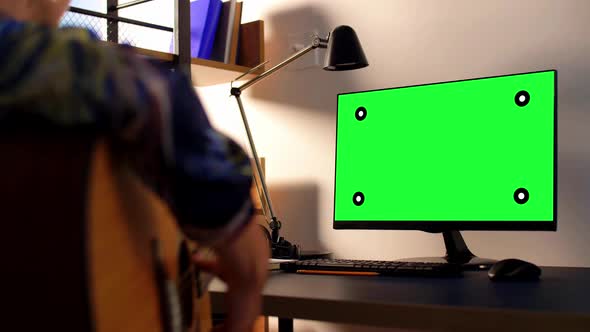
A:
[{"left": 178, "top": 241, "right": 194, "bottom": 329}]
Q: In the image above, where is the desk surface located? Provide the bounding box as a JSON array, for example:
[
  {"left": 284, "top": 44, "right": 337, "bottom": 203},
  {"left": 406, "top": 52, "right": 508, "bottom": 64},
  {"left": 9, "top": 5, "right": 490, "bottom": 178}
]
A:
[{"left": 209, "top": 266, "right": 590, "bottom": 332}]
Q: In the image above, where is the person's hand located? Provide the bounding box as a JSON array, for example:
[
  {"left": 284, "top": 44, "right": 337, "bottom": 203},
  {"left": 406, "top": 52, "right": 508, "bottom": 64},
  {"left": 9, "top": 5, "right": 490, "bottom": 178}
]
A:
[{"left": 193, "top": 219, "right": 270, "bottom": 332}]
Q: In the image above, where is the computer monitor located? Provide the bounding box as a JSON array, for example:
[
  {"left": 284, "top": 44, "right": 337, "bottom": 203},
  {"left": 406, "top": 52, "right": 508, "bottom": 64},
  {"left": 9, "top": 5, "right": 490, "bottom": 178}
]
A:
[{"left": 333, "top": 70, "right": 557, "bottom": 269}]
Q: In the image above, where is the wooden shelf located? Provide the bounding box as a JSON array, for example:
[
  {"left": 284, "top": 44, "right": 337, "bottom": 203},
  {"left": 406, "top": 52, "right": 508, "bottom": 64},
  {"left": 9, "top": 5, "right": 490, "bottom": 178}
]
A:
[
  {"left": 131, "top": 46, "right": 260, "bottom": 86},
  {"left": 191, "top": 57, "right": 259, "bottom": 86}
]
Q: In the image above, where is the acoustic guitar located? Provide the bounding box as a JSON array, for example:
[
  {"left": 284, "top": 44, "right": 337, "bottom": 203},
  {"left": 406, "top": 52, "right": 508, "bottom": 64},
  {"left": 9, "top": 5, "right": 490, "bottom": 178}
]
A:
[{"left": 2, "top": 125, "right": 212, "bottom": 332}]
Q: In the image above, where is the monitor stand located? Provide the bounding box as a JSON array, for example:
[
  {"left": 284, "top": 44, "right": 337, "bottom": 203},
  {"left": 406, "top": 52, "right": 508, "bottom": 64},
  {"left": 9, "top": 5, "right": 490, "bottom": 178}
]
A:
[{"left": 397, "top": 231, "right": 497, "bottom": 271}]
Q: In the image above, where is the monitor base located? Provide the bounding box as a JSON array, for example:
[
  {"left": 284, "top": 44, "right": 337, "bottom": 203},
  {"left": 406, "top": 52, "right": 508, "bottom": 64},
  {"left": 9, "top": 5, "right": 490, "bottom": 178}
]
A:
[{"left": 398, "top": 230, "right": 497, "bottom": 271}]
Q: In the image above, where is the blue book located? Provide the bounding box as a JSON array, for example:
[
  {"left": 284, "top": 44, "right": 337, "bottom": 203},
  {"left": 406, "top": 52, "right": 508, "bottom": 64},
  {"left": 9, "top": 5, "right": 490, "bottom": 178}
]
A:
[{"left": 192, "top": 0, "right": 223, "bottom": 59}]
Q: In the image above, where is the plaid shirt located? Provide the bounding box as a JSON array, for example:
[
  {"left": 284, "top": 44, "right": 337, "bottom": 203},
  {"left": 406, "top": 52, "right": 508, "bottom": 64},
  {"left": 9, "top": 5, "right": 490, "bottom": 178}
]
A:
[{"left": 0, "top": 16, "right": 253, "bottom": 245}]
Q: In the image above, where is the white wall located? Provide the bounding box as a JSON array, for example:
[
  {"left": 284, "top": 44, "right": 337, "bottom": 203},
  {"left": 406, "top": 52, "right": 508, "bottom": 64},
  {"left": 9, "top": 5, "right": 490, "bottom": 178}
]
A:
[{"left": 198, "top": 1, "right": 590, "bottom": 330}]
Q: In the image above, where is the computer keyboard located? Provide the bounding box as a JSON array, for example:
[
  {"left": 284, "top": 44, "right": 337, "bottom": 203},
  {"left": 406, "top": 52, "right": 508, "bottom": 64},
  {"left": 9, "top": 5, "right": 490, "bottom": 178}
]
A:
[{"left": 280, "top": 259, "right": 463, "bottom": 277}]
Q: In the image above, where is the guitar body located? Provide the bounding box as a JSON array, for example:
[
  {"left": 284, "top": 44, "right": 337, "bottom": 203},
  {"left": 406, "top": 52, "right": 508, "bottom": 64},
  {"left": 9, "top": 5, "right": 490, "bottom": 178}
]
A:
[
  {"left": 1, "top": 123, "right": 211, "bottom": 332},
  {"left": 88, "top": 141, "right": 212, "bottom": 332}
]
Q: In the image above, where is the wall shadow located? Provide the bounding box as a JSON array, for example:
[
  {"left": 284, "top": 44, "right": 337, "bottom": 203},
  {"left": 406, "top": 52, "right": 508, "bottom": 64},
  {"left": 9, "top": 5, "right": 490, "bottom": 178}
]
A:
[
  {"left": 247, "top": 5, "right": 365, "bottom": 112},
  {"left": 267, "top": 182, "right": 326, "bottom": 252}
]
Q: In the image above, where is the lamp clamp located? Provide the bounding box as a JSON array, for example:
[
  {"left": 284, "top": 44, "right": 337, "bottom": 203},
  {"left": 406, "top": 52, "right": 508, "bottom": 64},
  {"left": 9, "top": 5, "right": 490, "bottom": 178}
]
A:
[{"left": 268, "top": 217, "right": 282, "bottom": 243}]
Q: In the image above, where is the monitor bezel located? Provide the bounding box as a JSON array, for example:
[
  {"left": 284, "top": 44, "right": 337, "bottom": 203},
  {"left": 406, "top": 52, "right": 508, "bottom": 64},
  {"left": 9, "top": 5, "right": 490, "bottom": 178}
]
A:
[{"left": 332, "top": 70, "right": 558, "bottom": 232}]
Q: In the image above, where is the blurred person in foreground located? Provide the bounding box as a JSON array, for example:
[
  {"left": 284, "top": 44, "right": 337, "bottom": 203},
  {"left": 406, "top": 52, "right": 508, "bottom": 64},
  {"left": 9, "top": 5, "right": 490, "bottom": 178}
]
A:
[{"left": 0, "top": 1, "right": 268, "bottom": 331}]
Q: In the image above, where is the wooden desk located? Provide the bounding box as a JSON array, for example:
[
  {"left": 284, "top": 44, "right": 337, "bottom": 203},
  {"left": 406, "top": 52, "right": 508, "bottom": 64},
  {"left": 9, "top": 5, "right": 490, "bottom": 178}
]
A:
[{"left": 209, "top": 267, "right": 590, "bottom": 332}]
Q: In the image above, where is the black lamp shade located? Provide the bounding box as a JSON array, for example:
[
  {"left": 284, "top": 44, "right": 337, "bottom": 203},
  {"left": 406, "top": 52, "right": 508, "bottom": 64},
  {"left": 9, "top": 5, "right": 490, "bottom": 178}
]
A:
[{"left": 324, "top": 25, "right": 369, "bottom": 71}]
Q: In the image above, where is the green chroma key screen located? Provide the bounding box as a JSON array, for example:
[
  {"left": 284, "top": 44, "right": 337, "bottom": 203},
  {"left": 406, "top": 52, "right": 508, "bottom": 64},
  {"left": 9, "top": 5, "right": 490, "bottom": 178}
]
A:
[{"left": 334, "top": 70, "right": 556, "bottom": 230}]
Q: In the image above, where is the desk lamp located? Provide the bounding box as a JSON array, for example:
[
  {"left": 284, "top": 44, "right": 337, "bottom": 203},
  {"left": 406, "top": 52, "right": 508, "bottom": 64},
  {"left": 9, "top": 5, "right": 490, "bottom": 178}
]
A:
[{"left": 230, "top": 25, "right": 369, "bottom": 259}]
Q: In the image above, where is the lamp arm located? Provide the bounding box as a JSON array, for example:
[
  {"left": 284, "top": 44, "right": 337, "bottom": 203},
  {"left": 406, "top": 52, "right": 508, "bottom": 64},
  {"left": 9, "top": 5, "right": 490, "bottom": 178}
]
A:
[
  {"left": 233, "top": 94, "right": 278, "bottom": 223},
  {"left": 232, "top": 36, "right": 325, "bottom": 94},
  {"left": 230, "top": 35, "right": 326, "bottom": 243}
]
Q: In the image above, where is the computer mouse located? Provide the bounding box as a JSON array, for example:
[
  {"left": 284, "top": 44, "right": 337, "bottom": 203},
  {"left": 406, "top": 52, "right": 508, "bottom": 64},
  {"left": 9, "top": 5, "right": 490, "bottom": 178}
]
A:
[{"left": 488, "top": 258, "right": 541, "bottom": 281}]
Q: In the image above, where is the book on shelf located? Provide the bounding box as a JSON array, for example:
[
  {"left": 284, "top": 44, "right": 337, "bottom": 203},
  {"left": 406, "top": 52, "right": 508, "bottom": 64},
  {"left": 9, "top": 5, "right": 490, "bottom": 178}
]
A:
[
  {"left": 227, "top": 1, "right": 243, "bottom": 64},
  {"left": 194, "top": 0, "right": 223, "bottom": 59},
  {"left": 211, "top": 0, "right": 243, "bottom": 64},
  {"left": 211, "top": 0, "right": 235, "bottom": 63},
  {"left": 237, "top": 20, "right": 265, "bottom": 68},
  {"left": 169, "top": 0, "right": 222, "bottom": 59}
]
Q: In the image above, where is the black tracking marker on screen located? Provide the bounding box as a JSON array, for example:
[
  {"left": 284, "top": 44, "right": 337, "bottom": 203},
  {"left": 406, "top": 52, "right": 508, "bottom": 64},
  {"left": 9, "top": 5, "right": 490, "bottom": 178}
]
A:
[
  {"left": 355, "top": 107, "right": 367, "bottom": 121},
  {"left": 515, "top": 90, "right": 530, "bottom": 107},
  {"left": 514, "top": 188, "right": 529, "bottom": 204},
  {"left": 353, "top": 192, "right": 365, "bottom": 206}
]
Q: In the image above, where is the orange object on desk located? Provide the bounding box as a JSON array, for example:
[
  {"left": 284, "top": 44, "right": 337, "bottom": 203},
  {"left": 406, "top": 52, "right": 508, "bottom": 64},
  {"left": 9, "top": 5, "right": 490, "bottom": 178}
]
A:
[{"left": 296, "top": 270, "right": 379, "bottom": 276}]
